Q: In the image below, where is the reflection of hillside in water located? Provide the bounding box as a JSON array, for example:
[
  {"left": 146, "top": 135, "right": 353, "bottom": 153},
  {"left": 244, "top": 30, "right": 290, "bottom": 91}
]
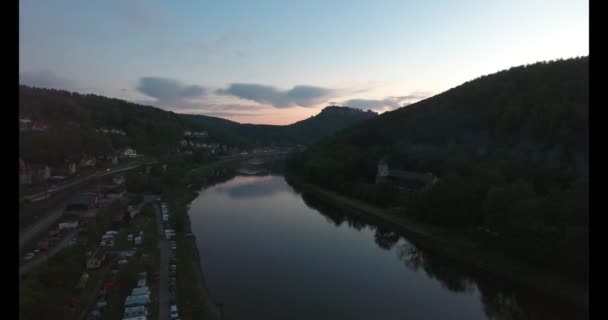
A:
[
  {"left": 216, "top": 175, "right": 286, "bottom": 199},
  {"left": 292, "top": 183, "right": 587, "bottom": 320}
]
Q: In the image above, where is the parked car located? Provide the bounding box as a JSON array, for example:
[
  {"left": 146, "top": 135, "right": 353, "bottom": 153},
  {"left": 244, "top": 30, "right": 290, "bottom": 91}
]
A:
[{"left": 24, "top": 253, "right": 35, "bottom": 261}]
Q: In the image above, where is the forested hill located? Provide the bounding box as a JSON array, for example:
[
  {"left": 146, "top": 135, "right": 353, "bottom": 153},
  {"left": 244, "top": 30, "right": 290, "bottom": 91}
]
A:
[
  {"left": 19, "top": 86, "right": 241, "bottom": 165},
  {"left": 186, "top": 106, "right": 378, "bottom": 146},
  {"left": 287, "top": 57, "right": 589, "bottom": 278},
  {"left": 19, "top": 86, "right": 377, "bottom": 166}
]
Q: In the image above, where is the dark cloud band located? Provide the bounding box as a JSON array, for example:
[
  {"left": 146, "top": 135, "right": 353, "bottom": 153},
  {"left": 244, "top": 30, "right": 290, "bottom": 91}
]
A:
[{"left": 216, "top": 83, "right": 333, "bottom": 108}]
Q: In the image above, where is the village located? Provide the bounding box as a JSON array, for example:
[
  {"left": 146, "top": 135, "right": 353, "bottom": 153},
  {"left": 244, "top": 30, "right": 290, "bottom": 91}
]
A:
[{"left": 19, "top": 167, "right": 186, "bottom": 320}]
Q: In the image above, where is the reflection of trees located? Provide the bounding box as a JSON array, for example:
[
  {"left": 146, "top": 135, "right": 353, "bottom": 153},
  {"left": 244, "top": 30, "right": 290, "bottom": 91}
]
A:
[
  {"left": 290, "top": 181, "right": 587, "bottom": 319},
  {"left": 374, "top": 227, "right": 401, "bottom": 250},
  {"left": 299, "top": 191, "right": 369, "bottom": 231},
  {"left": 396, "top": 242, "right": 423, "bottom": 271},
  {"left": 396, "top": 243, "right": 475, "bottom": 293},
  {"left": 395, "top": 242, "right": 586, "bottom": 319},
  {"left": 478, "top": 287, "right": 527, "bottom": 320}
]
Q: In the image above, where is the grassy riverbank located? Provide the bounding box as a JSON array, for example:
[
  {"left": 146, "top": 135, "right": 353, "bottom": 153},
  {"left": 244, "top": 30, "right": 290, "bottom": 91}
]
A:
[{"left": 287, "top": 177, "right": 589, "bottom": 309}]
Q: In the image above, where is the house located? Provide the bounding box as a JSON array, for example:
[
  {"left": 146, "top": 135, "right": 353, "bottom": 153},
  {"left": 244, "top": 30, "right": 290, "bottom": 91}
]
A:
[
  {"left": 32, "top": 121, "right": 50, "bottom": 131},
  {"left": 30, "top": 164, "right": 51, "bottom": 184},
  {"left": 375, "top": 158, "right": 438, "bottom": 190},
  {"left": 19, "top": 118, "right": 32, "bottom": 131},
  {"left": 67, "top": 161, "right": 78, "bottom": 175},
  {"left": 19, "top": 158, "right": 32, "bottom": 185},
  {"left": 87, "top": 248, "right": 107, "bottom": 269}
]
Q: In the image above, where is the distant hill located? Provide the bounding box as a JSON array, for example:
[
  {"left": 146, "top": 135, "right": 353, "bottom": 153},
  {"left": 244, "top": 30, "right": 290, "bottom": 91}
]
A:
[
  {"left": 186, "top": 106, "right": 378, "bottom": 146},
  {"left": 19, "top": 86, "right": 377, "bottom": 166},
  {"left": 287, "top": 57, "right": 589, "bottom": 278}
]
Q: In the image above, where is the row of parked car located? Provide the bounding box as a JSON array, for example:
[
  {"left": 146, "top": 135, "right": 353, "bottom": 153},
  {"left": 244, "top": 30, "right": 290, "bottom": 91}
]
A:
[{"left": 161, "top": 201, "right": 180, "bottom": 320}]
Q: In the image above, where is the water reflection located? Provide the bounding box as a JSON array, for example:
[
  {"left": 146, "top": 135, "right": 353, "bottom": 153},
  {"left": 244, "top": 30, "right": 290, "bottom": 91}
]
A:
[
  {"left": 217, "top": 176, "right": 287, "bottom": 199},
  {"left": 190, "top": 175, "right": 587, "bottom": 320},
  {"left": 292, "top": 180, "right": 587, "bottom": 320}
]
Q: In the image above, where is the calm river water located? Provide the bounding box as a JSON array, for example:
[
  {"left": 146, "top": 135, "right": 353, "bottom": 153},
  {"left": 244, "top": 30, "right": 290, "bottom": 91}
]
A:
[{"left": 188, "top": 175, "right": 586, "bottom": 320}]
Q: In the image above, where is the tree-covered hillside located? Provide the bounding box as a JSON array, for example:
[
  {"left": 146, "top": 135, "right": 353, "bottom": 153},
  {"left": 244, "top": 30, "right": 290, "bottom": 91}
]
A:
[
  {"left": 287, "top": 57, "right": 589, "bottom": 279},
  {"left": 19, "top": 86, "right": 236, "bottom": 165},
  {"left": 19, "top": 86, "right": 377, "bottom": 167}
]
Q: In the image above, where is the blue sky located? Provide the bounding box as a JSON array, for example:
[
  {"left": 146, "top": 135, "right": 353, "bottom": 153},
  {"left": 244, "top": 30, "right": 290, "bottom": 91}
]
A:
[{"left": 20, "top": 0, "right": 588, "bottom": 124}]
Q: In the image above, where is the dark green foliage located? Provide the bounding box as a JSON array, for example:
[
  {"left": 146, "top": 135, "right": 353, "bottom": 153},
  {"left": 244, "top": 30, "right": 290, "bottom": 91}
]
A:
[{"left": 287, "top": 57, "right": 589, "bottom": 278}]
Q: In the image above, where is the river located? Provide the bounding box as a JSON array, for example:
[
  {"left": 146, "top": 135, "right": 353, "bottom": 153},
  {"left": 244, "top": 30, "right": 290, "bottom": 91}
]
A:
[{"left": 187, "top": 175, "right": 586, "bottom": 320}]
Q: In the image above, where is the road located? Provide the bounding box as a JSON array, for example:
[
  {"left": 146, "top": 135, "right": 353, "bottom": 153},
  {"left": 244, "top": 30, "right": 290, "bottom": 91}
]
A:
[
  {"left": 19, "top": 162, "right": 155, "bottom": 248},
  {"left": 154, "top": 200, "right": 170, "bottom": 320},
  {"left": 19, "top": 227, "right": 81, "bottom": 277},
  {"left": 21, "top": 162, "right": 149, "bottom": 202},
  {"left": 19, "top": 195, "right": 87, "bottom": 248}
]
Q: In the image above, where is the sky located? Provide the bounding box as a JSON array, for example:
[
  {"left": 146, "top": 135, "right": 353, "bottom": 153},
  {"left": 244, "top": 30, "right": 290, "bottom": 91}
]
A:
[{"left": 19, "top": 0, "right": 588, "bottom": 125}]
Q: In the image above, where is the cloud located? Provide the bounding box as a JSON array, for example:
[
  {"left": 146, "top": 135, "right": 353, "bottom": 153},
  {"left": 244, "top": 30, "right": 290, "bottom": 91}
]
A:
[
  {"left": 216, "top": 83, "right": 334, "bottom": 108},
  {"left": 344, "top": 93, "right": 431, "bottom": 111},
  {"left": 19, "top": 70, "right": 75, "bottom": 90},
  {"left": 136, "top": 77, "right": 206, "bottom": 109}
]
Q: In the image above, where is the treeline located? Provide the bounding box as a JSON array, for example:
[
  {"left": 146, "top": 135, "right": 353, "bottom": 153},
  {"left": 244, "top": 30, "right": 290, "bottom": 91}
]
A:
[{"left": 286, "top": 57, "right": 589, "bottom": 280}]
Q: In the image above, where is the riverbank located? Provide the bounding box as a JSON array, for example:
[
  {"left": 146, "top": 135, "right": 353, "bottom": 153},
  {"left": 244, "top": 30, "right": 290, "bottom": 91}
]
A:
[
  {"left": 288, "top": 178, "right": 589, "bottom": 309},
  {"left": 161, "top": 160, "right": 238, "bottom": 320},
  {"left": 168, "top": 187, "right": 221, "bottom": 320}
]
